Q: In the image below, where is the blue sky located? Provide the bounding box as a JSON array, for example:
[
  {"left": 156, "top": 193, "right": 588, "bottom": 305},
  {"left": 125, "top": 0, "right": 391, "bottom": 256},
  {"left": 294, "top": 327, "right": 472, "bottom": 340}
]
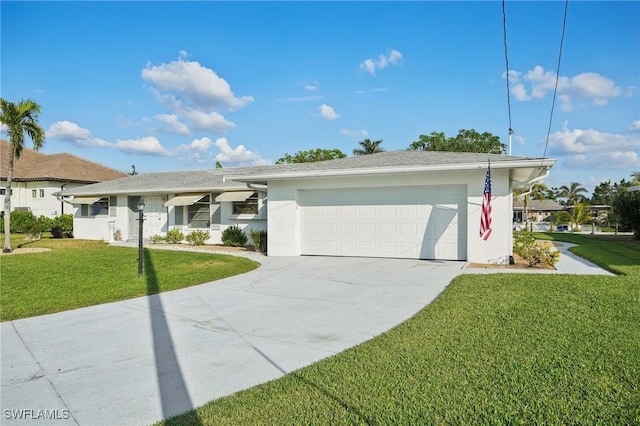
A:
[{"left": 2, "top": 1, "right": 638, "bottom": 194}]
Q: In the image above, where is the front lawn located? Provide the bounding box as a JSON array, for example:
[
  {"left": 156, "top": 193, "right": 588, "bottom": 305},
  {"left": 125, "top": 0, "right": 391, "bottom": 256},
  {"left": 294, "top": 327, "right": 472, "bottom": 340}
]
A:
[
  {"left": 163, "top": 233, "right": 640, "bottom": 425},
  {"left": 0, "top": 237, "right": 259, "bottom": 321}
]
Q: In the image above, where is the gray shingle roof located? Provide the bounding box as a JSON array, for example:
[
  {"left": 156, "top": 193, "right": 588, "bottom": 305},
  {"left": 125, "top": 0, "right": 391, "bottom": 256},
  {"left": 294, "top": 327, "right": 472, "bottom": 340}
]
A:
[
  {"left": 61, "top": 150, "right": 550, "bottom": 196},
  {"left": 513, "top": 199, "right": 566, "bottom": 211}
]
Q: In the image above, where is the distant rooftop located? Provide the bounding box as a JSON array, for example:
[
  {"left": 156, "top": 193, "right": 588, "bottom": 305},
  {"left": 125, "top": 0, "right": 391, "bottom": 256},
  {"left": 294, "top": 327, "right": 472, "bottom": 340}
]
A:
[{"left": 1, "top": 140, "right": 128, "bottom": 183}]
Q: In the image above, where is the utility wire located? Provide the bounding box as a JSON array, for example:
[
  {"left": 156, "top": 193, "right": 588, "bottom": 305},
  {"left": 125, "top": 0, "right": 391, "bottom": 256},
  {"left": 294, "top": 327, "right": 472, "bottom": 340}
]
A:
[
  {"left": 542, "top": 0, "right": 569, "bottom": 162},
  {"left": 502, "top": 0, "right": 513, "bottom": 154}
]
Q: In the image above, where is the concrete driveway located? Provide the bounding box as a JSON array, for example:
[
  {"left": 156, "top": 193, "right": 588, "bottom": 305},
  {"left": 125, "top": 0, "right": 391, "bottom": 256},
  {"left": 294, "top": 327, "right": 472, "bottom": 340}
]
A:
[{"left": 1, "top": 255, "right": 466, "bottom": 426}]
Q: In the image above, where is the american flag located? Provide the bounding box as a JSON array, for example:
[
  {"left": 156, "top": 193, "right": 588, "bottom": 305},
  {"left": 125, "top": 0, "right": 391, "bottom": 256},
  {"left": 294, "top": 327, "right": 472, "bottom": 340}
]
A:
[{"left": 480, "top": 162, "right": 492, "bottom": 240}]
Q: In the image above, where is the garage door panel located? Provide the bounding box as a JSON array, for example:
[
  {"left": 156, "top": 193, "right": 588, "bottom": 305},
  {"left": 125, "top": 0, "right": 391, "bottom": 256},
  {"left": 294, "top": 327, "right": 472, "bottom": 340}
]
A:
[{"left": 300, "top": 186, "right": 466, "bottom": 260}]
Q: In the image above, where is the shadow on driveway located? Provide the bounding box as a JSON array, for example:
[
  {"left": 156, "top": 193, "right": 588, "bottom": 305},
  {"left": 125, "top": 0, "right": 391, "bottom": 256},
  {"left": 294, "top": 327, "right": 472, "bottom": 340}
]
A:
[{"left": 144, "top": 250, "right": 202, "bottom": 425}]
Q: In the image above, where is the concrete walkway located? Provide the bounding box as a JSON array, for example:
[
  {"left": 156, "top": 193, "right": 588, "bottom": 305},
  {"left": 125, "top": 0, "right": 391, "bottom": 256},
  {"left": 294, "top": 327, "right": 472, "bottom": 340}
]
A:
[{"left": 1, "top": 247, "right": 612, "bottom": 426}]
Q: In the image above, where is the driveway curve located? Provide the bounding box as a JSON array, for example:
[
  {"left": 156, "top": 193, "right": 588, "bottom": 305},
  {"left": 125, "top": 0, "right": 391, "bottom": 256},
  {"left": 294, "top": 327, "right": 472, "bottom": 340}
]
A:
[{"left": 1, "top": 255, "right": 465, "bottom": 426}]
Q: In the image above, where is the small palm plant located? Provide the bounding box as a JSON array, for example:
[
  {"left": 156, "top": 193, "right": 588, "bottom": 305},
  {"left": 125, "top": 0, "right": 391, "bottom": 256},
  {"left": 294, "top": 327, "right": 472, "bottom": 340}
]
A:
[{"left": 555, "top": 203, "right": 593, "bottom": 232}]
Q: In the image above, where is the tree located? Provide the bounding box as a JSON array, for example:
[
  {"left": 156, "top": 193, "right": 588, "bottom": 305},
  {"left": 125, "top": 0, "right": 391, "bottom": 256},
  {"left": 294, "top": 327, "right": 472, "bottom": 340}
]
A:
[
  {"left": 353, "top": 139, "right": 385, "bottom": 156},
  {"left": 591, "top": 180, "right": 614, "bottom": 205},
  {"left": 1, "top": 98, "right": 46, "bottom": 252},
  {"left": 558, "top": 182, "right": 588, "bottom": 205},
  {"left": 215, "top": 161, "right": 223, "bottom": 168},
  {"left": 611, "top": 188, "right": 640, "bottom": 239},
  {"left": 555, "top": 203, "right": 593, "bottom": 233},
  {"left": 530, "top": 183, "right": 548, "bottom": 201},
  {"left": 410, "top": 129, "right": 506, "bottom": 154},
  {"left": 276, "top": 148, "right": 346, "bottom": 164}
]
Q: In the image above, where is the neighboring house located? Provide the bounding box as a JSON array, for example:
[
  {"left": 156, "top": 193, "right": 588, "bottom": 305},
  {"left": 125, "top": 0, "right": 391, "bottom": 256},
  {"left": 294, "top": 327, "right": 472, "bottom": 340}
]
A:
[
  {"left": 513, "top": 199, "right": 567, "bottom": 224},
  {"left": 628, "top": 185, "right": 640, "bottom": 192},
  {"left": 61, "top": 150, "right": 555, "bottom": 264},
  {"left": 1, "top": 140, "right": 128, "bottom": 218}
]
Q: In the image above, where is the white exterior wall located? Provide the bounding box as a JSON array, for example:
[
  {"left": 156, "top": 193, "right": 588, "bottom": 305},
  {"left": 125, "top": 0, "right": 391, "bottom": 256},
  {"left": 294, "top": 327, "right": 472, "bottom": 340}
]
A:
[
  {"left": 1, "top": 181, "right": 86, "bottom": 217},
  {"left": 266, "top": 169, "right": 513, "bottom": 263},
  {"left": 73, "top": 192, "right": 267, "bottom": 246}
]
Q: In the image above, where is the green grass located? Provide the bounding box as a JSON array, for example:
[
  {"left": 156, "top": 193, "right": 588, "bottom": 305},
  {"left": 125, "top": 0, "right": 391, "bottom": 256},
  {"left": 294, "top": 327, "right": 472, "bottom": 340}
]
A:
[
  {"left": 162, "top": 234, "right": 640, "bottom": 425},
  {"left": 0, "top": 237, "right": 259, "bottom": 321}
]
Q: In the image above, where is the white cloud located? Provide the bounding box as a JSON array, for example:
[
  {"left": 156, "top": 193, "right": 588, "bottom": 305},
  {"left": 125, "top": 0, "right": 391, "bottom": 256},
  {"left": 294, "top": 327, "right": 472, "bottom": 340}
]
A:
[
  {"left": 154, "top": 114, "right": 190, "bottom": 135},
  {"left": 178, "top": 137, "right": 212, "bottom": 152},
  {"left": 547, "top": 121, "right": 640, "bottom": 169},
  {"left": 340, "top": 128, "right": 368, "bottom": 138},
  {"left": 564, "top": 151, "right": 640, "bottom": 169},
  {"left": 318, "top": 104, "right": 339, "bottom": 120},
  {"left": 46, "top": 121, "right": 111, "bottom": 147},
  {"left": 628, "top": 120, "right": 640, "bottom": 132},
  {"left": 142, "top": 52, "right": 253, "bottom": 110},
  {"left": 505, "top": 65, "right": 621, "bottom": 110},
  {"left": 115, "top": 136, "right": 170, "bottom": 156},
  {"left": 214, "top": 137, "right": 269, "bottom": 165},
  {"left": 176, "top": 137, "right": 212, "bottom": 164},
  {"left": 360, "top": 49, "right": 403, "bottom": 76},
  {"left": 278, "top": 95, "right": 325, "bottom": 103},
  {"left": 182, "top": 109, "right": 236, "bottom": 133},
  {"left": 305, "top": 81, "right": 319, "bottom": 91}
]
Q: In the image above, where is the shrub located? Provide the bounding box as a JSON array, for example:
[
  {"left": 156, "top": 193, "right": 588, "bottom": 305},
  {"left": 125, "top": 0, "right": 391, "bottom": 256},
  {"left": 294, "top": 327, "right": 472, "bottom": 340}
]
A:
[
  {"left": 150, "top": 234, "right": 166, "bottom": 243},
  {"left": 165, "top": 228, "right": 184, "bottom": 244},
  {"left": 4, "top": 210, "right": 36, "bottom": 233},
  {"left": 513, "top": 230, "right": 560, "bottom": 268},
  {"left": 186, "top": 230, "right": 210, "bottom": 246},
  {"left": 221, "top": 225, "right": 247, "bottom": 247},
  {"left": 249, "top": 228, "right": 267, "bottom": 253},
  {"left": 51, "top": 214, "right": 73, "bottom": 238},
  {"left": 37, "top": 215, "right": 53, "bottom": 233},
  {"left": 24, "top": 216, "right": 45, "bottom": 240}
]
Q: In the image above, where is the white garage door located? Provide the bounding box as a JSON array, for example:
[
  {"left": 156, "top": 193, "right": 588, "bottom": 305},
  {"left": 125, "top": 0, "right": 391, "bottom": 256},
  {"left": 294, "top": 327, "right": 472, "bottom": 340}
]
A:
[{"left": 300, "top": 186, "right": 466, "bottom": 260}]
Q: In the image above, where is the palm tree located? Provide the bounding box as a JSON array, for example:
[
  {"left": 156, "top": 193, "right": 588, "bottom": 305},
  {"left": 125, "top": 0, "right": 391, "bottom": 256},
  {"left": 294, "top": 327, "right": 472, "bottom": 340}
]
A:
[
  {"left": 1, "top": 98, "right": 46, "bottom": 252},
  {"left": 559, "top": 182, "right": 588, "bottom": 205},
  {"left": 530, "top": 183, "right": 548, "bottom": 201},
  {"left": 353, "top": 139, "right": 385, "bottom": 156},
  {"left": 555, "top": 203, "right": 593, "bottom": 232}
]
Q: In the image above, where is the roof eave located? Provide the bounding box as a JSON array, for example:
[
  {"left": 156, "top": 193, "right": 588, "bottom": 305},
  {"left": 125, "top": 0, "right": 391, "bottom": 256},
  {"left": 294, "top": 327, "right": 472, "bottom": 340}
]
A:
[{"left": 229, "top": 158, "right": 557, "bottom": 185}]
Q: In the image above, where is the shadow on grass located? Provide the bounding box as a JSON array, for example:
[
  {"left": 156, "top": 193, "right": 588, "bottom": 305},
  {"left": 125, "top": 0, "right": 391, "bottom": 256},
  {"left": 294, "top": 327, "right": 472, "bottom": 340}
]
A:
[{"left": 144, "top": 250, "right": 202, "bottom": 425}]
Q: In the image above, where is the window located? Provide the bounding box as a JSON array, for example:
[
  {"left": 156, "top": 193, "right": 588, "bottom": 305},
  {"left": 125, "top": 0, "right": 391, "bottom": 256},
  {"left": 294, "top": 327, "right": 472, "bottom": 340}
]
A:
[
  {"left": 188, "top": 195, "right": 210, "bottom": 228},
  {"left": 32, "top": 189, "right": 38, "bottom": 198},
  {"left": 232, "top": 193, "right": 259, "bottom": 215},
  {"left": 109, "top": 196, "right": 117, "bottom": 216},
  {"left": 175, "top": 205, "right": 184, "bottom": 226},
  {"left": 91, "top": 198, "right": 109, "bottom": 216},
  {"left": 0, "top": 188, "right": 10, "bottom": 195},
  {"left": 81, "top": 204, "right": 89, "bottom": 217},
  {"left": 39, "top": 189, "right": 45, "bottom": 198}
]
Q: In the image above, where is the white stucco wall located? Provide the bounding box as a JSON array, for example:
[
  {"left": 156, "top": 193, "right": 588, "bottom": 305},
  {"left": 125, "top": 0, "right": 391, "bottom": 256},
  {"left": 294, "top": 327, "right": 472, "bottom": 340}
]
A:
[
  {"left": 1, "top": 181, "right": 86, "bottom": 217},
  {"left": 266, "top": 169, "right": 513, "bottom": 263},
  {"left": 72, "top": 192, "right": 267, "bottom": 246}
]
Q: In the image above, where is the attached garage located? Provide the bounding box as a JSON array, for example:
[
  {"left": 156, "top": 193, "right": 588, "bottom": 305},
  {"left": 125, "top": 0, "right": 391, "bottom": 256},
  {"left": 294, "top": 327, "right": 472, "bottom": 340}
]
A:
[
  {"left": 299, "top": 186, "right": 467, "bottom": 260},
  {"left": 228, "top": 150, "right": 556, "bottom": 264}
]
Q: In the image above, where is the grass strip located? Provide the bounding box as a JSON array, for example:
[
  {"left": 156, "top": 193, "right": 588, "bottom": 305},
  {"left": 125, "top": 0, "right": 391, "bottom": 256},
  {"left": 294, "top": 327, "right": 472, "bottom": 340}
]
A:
[{"left": 1, "top": 238, "right": 258, "bottom": 321}]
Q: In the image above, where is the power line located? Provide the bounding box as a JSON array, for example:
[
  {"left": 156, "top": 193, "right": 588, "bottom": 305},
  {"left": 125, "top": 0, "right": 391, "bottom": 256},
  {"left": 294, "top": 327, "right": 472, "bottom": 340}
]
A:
[
  {"left": 502, "top": 0, "right": 513, "bottom": 155},
  {"left": 541, "top": 0, "right": 569, "bottom": 162}
]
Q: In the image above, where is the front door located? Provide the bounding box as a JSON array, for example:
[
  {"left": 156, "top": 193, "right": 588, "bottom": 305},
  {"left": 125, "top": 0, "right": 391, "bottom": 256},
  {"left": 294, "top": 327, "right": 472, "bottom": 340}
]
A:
[{"left": 128, "top": 196, "right": 141, "bottom": 240}]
